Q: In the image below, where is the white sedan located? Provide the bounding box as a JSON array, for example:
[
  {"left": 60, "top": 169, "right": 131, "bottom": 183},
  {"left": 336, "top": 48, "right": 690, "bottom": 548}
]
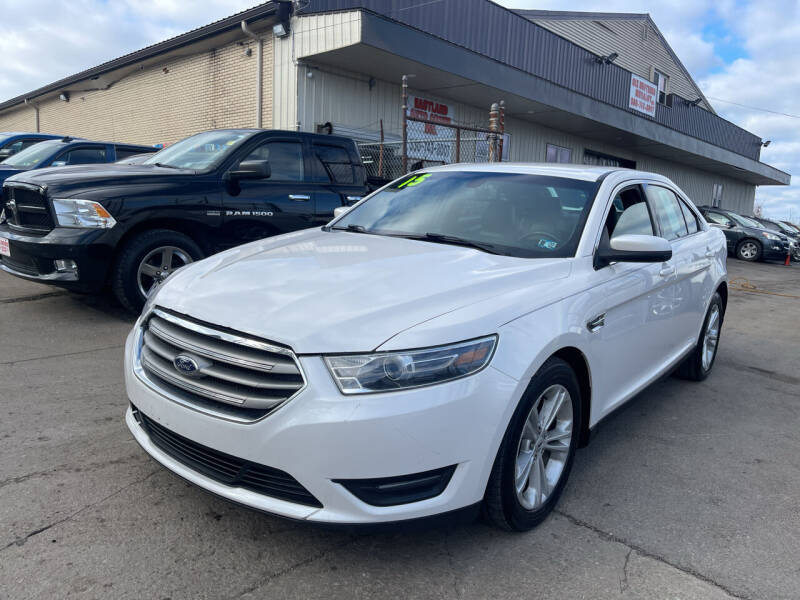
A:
[{"left": 124, "top": 164, "right": 727, "bottom": 531}]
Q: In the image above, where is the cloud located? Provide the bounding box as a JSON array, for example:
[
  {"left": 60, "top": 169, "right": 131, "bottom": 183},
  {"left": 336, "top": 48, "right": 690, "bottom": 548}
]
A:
[{"left": 0, "top": 0, "right": 257, "bottom": 100}]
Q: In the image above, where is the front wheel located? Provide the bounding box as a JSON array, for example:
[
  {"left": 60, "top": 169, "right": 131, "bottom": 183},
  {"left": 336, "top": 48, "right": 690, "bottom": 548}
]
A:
[
  {"left": 112, "top": 229, "right": 204, "bottom": 313},
  {"left": 483, "top": 357, "right": 581, "bottom": 531},
  {"left": 736, "top": 239, "right": 761, "bottom": 262},
  {"left": 676, "top": 292, "right": 724, "bottom": 381}
]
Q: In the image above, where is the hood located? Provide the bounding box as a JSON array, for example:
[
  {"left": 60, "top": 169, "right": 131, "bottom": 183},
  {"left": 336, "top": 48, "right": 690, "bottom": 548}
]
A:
[
  {"left": 0, "top": 164, "right": 24, "bottom": 185},
  {"left": 153, "top": 228, "right": 571, "bottom": 353},
  {"left": 5, "top": 163, "right": 197, "bottom": 196}
]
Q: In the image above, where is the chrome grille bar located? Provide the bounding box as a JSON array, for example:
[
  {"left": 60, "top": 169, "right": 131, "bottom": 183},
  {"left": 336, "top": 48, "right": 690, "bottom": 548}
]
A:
[{"left": 137, "top": 308, "right": 306, "bottom": 420}]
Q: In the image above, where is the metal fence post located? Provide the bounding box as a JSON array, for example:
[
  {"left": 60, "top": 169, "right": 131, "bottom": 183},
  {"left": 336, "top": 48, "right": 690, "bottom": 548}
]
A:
[
  {"left": 402, "top": 75, "right": 409, "bottom": 173},
  {"left": 455, "top": 127, "right": 461, "bottom": 163},
  {"left": 498, "top": 100, "right": 505, "bottom": 161},
  {"left": 488, "top": 102, "right": 499, "bottom": 162},
  {"left": 378, "top": 119, "right": 384, "bottom": 178}
]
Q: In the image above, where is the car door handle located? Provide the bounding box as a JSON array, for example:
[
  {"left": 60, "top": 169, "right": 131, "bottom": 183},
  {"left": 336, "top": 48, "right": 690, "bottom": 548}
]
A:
[
  {"left": 705, "top": 249, "right": 715, "bottom": 258},
  {"left": 288, "top": 194, "right": 310, "bottom": 201},
  {"left": 659, "top": 266, "right": 676, "bottom": 277},
  {"left": 587, "top": 313, "right": 605, "bottom": 333}
]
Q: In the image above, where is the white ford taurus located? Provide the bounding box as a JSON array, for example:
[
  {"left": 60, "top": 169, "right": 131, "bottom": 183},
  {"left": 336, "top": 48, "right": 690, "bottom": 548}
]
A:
[{"left": 124, "top": 164, "right": 727, "bottom": 531}]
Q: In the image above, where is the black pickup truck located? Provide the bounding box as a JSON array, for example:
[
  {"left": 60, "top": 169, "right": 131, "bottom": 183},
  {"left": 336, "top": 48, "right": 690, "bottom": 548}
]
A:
[{"left": 0, "top": 129, "right": 369, "bottom": 311}]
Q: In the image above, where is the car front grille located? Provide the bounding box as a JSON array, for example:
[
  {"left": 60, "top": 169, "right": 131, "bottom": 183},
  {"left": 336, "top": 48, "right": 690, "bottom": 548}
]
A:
[
  {"left": 3, "top": 184, "right": 54, "bottom": 233},
  {"left": 131, "top": 404, "right": 322, "bottom": 507},
  {"left": 138, "top": 308, "right": 305, "bottom": 421}
]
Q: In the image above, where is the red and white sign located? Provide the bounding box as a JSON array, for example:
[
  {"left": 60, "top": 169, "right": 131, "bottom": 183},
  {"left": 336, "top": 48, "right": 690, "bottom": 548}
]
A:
[
  {"left": 406, "top": 95, "right": 456, "bottom": 162},
  {"left": 629, "top": 74, "right": 657, "bottom": 117},
  {"left": 407, "top": 95, "right": 454, "bottom": 130},
  {"left": 0, "top": 237, "right": 10, "bottom": 257}
]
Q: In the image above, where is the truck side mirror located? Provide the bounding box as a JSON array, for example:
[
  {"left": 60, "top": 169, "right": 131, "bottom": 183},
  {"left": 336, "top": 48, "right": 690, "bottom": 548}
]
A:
[{"left": 229, "top": 160, "right": 271, "bottom": 180}]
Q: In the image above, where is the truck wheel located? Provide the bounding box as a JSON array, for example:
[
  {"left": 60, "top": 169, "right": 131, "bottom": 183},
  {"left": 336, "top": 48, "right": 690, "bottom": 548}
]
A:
[
  {"left": 112, "top": 229, "right": 204, "bottom": 313},
  {"left": 736, "top": 239, "right": 761, "bottom": 262}
]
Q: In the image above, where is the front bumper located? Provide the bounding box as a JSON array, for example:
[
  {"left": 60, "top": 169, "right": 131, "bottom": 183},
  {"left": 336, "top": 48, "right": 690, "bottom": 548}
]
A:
[
  {"left": 762, "top": 240, "right": 790, "bottom": 261},
  {"left": 124, "top": 327, "right": 519, "bottom": 524},
  {"left": 0, "top": 225, "right": 114, "bottom": 292}
]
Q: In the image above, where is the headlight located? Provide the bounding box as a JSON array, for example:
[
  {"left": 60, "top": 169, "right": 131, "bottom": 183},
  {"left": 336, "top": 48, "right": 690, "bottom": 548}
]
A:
[
  {"left": 52, "top": 199, "right": 117, "bottom": 229},
  {"left": 0, "top": 208, "right": 5, "bottom": 224},
  {"left": 324, "top": 335, "right": 497, "bottom": 394},
  {"left": 761, "top": 231, "right": 781, "bottom": 241}
]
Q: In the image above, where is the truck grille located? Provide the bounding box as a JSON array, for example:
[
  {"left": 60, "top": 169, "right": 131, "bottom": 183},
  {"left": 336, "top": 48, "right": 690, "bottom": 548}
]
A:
[
  {"left": 138, "top": 308, "right": 305, "bottom": 421},
  {"left": 3, "top": 184, "right": 54, "bottom": 232},
  {"left": 131, "top": 404, "right": 322, "bottom": 507}
]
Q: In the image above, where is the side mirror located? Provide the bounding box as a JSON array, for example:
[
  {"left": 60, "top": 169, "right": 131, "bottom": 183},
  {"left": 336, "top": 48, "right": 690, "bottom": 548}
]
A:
[
  {"left": 594, "top": 234, "right": 672, "bottom": 269},
  {"left": 708, "top": 222, "right": 729, "bottom": 229},
  {"left": 0, "top": 148, "right": 13, "bottom": 161},
  {"left": 333, "top": 206, "right": 351, "bottom": 218},
  {"left": 228, "top": 159, "right": 271, "bottom": 180}
]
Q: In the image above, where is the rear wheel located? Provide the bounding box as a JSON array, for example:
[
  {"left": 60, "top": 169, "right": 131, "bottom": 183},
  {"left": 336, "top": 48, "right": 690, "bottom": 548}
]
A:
[
  {"left": 676, "top": 292, "right": 724, "bottom": 381},
  {"left": 736, "top": 239, "right": 761, "bottom": 261},
  {"left": 112, "top": 229, "right": 203, "bottom": 313},
  {"left": 483, "top": 357, "right": 581, "bottom": 531}
]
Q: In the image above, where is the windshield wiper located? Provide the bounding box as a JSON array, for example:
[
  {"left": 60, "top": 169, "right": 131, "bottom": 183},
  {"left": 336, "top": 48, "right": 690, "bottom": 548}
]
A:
[
  {"left": 152, "top": 162, "right": 180, "bottom": 169},
  {"left": 389, "top": 232, "right": 501, "bottom": 255},
  {"left": 332, "top": 224, "right": 370, "bottom": 233}
]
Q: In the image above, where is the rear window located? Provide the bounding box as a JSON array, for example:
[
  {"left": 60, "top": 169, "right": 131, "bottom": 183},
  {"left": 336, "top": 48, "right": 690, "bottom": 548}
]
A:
[{"left": 314, "top": 144, "right": 356, "bottom": 184}]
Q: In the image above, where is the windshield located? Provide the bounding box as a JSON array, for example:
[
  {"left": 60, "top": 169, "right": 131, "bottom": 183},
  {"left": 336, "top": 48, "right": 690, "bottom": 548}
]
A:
[
  {"left": 774, "top": 221, "right": 797, "bottom": 235},
  {"left": 2, "top": 141, "right": 59, "bottom": 168},
  {"left": 730, "top": 213, "right": 764, "bottom": 229},
  {"left": 143, "top": 130, "right": 253, "bottom": 170},
  {"left": 333, "top": 171, "right": 600, "bottom": 258}
]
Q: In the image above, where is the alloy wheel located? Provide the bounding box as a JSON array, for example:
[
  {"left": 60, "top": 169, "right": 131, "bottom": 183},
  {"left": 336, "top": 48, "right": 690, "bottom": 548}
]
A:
[
  {"left": 137, "top": 245, "right": 193, "bottom": 298},
  {"left": 702, "top": 305, "right": 721, "bottom": 371},
  {"left": 739, "top": 242, "right": 758, "bottom": 260},
  {"left": 514, "top": 384, "right": 573, "bottom": 510}
]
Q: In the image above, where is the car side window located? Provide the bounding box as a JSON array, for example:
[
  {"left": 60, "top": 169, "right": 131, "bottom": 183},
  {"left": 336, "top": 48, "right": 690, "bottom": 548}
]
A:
[
  {"left": 242, "top": 141, "right": 304, "bottom": 182},
  {"left": 57, "top": 146, "right": 107, "bottom": 166},
  {"left": 679, "top": 200, "right": 700, "bottom": 234},
  {"left": 647, "top": 185, "right": 689, "bottom": 241},
  {"left": 604, "top": 185, "right": 654, "bottom": 239},
  {"left": 3, "top": 140, "right": 23, "bottom": 154},
  {"left": 313, "top": 144, "right": 355, "bottom": 184},
  {"left": 705, "top": 211, "right": 733, "bottom": 227}
]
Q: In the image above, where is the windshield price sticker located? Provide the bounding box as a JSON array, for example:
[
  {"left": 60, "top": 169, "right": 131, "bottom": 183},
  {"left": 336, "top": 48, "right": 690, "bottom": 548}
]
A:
[{"left": 397, "top": 173, "right": 432, "bottom": 188}]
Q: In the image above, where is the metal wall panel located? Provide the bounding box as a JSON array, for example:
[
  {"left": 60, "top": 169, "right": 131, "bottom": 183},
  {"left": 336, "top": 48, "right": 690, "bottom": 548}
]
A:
[
  {"left": 297, "top": 67, "right": 755, "bottom": 214},
  {"left": 304, "top": 0, "right": 762, "bottom": 161}
]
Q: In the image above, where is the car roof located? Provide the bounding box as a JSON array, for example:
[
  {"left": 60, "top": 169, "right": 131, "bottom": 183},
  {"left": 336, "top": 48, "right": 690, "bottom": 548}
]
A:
[
  {"left": 420, "top": 162, "right": 667, "bottom": 183},
  {"left": 0, "top": 132, "right": 60, "bottom": 138},
  {"left": 33, "top": 138, "right": 154, "bottom": 149}
]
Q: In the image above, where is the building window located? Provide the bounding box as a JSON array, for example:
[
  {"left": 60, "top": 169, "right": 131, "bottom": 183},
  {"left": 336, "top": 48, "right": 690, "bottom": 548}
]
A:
[
  {"left": 546, "top": 144, "right": 572, "bottom": 164},
  {"left": 653, "top": 69, "right": 669, "bottom": 104},
  {"left": 583, "top": 149, "right": 636, "bottom": 169},
  {"left": 712, "top": 184, "right": 724, "bottom": 207}
]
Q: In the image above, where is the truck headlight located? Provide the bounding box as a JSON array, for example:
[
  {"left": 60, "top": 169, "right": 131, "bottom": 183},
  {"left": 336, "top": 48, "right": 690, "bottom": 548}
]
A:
[
  {"left": 52, "top": 199, "right": 117, "bottom": 229},
  {"left": 324, "top": 336, "right": 497, "bottom": 394}
]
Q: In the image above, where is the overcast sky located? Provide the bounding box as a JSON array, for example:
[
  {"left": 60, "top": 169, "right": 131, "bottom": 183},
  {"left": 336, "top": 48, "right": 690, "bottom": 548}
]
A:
[{"left": 0, "top": 0, "right": 796, "bottom": 219}]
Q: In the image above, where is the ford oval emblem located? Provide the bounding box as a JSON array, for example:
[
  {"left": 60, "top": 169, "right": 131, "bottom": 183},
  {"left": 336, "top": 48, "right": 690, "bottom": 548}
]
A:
[{"left": 174, "top": 354, "right": 200, "bottom": 376}]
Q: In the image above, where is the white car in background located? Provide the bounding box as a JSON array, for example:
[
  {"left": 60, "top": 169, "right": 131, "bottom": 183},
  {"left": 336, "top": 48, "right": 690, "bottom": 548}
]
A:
[{"left": 124, "top": 164, "right": 727, "bottom": 531}]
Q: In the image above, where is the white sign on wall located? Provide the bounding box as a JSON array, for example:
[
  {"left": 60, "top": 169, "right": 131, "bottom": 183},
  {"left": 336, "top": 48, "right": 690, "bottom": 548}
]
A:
[{"left": 628, "top": 74, "right": 657, "bottom": 117}]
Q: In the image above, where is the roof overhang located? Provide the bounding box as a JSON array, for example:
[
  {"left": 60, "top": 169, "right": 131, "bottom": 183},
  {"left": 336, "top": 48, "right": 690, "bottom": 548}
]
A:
[{"left": 302, "top": 10, "right": 789, "bottom": 186}]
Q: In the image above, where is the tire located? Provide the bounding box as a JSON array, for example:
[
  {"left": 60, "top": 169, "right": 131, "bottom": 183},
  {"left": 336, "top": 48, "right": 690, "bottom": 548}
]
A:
[
  {"left": 483, "top": 357, "right": 582, "bottom": 531},
  {"left": 675, "top": 292, "right": 724, "bottom": 381},
  {"left": 736, "top": 239, "right": 762, "bottom": 262},
  {"left": 112, "top": 229, "right": 204, "bottom": 313}
]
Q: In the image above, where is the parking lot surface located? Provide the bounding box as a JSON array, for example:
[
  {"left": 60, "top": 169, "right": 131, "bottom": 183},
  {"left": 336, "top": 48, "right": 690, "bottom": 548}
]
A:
[{"left": 1, "top": 259, "right": 799, "bottom": 600}]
